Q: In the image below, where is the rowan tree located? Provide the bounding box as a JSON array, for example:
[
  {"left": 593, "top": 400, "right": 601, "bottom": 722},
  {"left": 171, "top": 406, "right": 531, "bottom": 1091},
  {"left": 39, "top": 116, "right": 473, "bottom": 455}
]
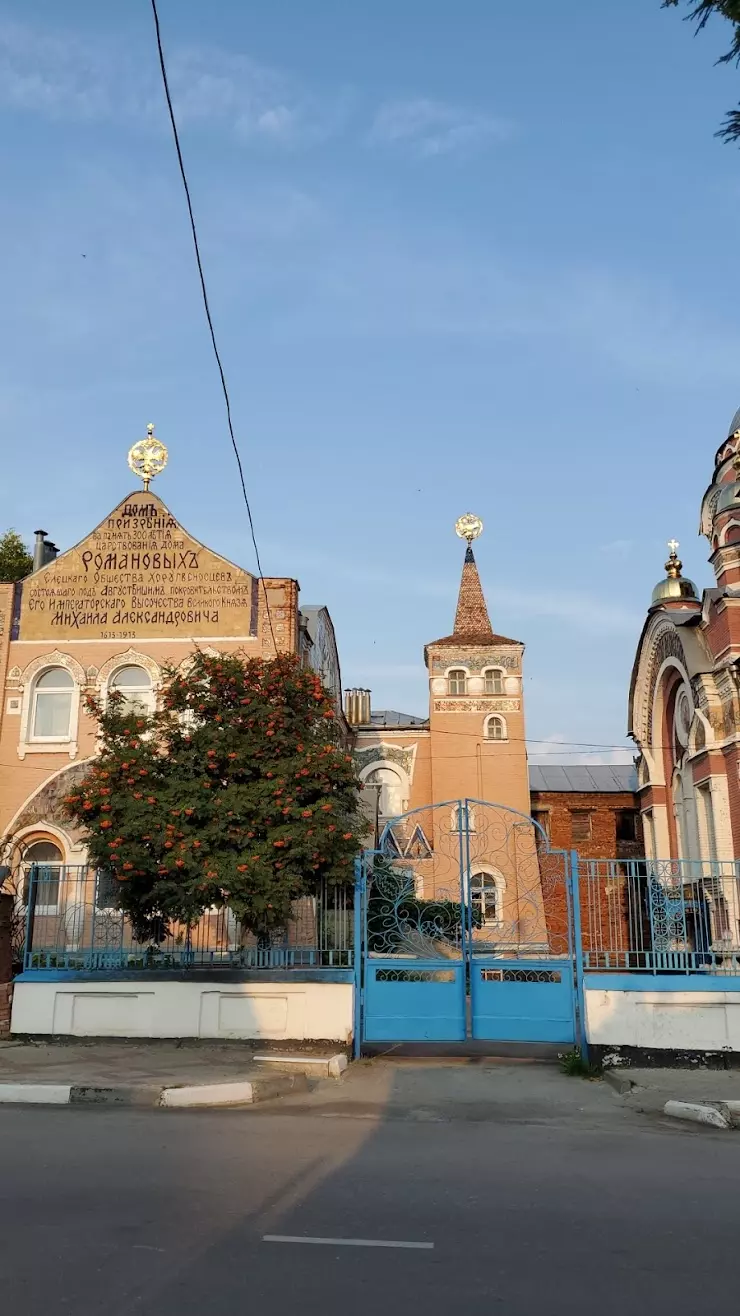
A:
[{"left": 64, "top": 651, "right": 362, "bottom": 943}]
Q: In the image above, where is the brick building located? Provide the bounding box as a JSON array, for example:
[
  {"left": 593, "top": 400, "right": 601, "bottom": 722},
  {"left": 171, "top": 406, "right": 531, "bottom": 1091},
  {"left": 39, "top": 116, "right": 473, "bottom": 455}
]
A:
[
  {"left": 529, "top": 764, "right": 642, "bottom": 862},
  {"left": 349, "top": 522, "right": 642, "bottom": 946},
  {"left": 629, "top": 404, "right": 740, "bottom": 864},
  {"left": 0, "top": 434, "right": 345, "bottom": 894},
  {"left": 1, "top": 433, "right": 643, "bottom": 955}
]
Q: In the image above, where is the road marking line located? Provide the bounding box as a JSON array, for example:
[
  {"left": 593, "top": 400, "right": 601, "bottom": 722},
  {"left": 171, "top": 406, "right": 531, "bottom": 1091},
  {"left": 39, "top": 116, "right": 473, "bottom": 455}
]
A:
[{"left": 263, "top": 1235, "right": 433, "bottom": 1250}]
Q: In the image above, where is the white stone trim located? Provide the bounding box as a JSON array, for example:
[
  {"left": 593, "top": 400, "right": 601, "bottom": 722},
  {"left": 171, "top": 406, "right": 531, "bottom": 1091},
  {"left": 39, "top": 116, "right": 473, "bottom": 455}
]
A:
[
  {"left": 465, "top": 864, "right": 506, "bottom": 928},
  {"left": 483, "top": 713, "right": 508, "bottom": 742},
  {"left": 96, "top": 649, "right": 162, "bottom": 691},
  {"left": 651, "top": 804, "right": 671, "bottom": 858},
  {"left": 1, "top": 759, "right": 96, "bottom": 850},
  {"left": 358, "top": 760, "right": 411, "bottom": 814},
  {"left": 16, "top": 652, "right": 86, "bottom": 762}
]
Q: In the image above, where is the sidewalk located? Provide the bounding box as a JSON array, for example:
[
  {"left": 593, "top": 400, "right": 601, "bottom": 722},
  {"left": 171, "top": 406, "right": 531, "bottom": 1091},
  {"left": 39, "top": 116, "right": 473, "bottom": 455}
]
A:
[
  {"left": 0, "top": 1039, "right": 343, "bottom": 1108},
  {"left": 605, "top": 1065, "right": 740, "bottom": 1129}
]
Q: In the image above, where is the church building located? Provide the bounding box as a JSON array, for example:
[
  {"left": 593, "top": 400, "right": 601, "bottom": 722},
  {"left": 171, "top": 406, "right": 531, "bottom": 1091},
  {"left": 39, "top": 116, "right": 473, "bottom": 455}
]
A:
[{"left": 629, "top": 405, "right": 740, "bottom": 863}]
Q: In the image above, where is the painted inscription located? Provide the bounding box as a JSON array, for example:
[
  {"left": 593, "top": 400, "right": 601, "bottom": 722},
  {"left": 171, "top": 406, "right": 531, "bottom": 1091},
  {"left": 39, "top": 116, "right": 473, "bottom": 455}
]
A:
[{"left": 19, "top": 493, "right": 257, "bottom": 641}]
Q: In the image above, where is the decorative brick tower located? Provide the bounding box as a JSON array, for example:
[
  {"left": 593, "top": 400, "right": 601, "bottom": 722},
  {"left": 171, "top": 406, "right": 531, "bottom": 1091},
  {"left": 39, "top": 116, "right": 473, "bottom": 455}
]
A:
[{"left": 424, "top": 514, "right": 530, "bottom": 813}]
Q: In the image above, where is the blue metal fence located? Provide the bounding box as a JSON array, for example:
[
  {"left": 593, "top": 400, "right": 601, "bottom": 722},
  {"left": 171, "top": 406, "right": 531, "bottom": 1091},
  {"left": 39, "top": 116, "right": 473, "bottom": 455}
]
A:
[
  {"left": 22, "top": 865, "right": 353, "bottom": 972},
  {"left": 581, "top": 858, "right": 740, "bottom": 976},
  {"left": 20, "top": 855, "right": 740, "bottom": 984}
]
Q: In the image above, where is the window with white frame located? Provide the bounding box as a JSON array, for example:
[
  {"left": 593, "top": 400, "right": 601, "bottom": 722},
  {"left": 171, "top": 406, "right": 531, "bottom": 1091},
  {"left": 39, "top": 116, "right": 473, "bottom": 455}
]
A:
[
  {"left": 30, "top": 667, "right": 75, "bottom": 741},
  {"left": 108, "top": 665, "right": 154, "bottom": 715},
  {"left": 447, "top": 668, "right": 467, "bottom": 695},
  {"left": 483, "top": 714, "right": 507, "bottom": 741},
  {"left": 451, "top": 805, "right": 476, "bottom": 833},
  {"left": 470, "top": 871, "right": 503, "bottom": 926},
  {"left": 483, "top": 668, "right": 505, "bottom": 695}
]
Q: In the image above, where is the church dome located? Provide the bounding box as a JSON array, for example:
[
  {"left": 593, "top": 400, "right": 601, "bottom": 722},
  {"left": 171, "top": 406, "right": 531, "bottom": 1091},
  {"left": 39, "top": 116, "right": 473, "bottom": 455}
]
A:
[
  {"left": 715, "top": 480, "right": 740, "bottom": 515},
  {"left": 650, "top": 541, "right": 699, "bottom": 607},
  {"left": 728, "top": 405, "right": 740, "bottom": 438},
  {"left": 651, "top": 575, "right": 699, "bottom": 606}
]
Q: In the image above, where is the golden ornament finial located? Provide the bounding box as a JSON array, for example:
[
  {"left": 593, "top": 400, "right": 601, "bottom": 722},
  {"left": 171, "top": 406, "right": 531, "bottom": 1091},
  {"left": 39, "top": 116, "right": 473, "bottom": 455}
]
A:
[
  {"left": 455, "top": 513, "right": 483, "bottom": 546},
  {"left": 128, "top": 422, "right": 168, "bottom": 492},
  {"left": 665, "top": 538, "right": 682, "bottom": 579}
]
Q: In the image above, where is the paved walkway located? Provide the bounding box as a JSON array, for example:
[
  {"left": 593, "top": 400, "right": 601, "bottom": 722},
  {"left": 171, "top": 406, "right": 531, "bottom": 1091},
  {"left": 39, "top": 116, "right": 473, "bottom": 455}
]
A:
[
  {"left": 0, "top": 1039, "right": 335, "bottom": 1105},
  {"left": 0, "top": 1039, "right": 272, "bottom": 1087},
  {"left": 607, "top": 1065, "right": 740, "bottom": 1116}
]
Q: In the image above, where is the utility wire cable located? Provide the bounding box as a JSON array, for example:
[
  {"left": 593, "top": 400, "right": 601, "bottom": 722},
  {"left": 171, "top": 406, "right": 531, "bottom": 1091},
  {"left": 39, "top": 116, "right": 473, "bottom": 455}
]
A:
[{"left": 149, "top": 0, "right": 277, "bottom": 652}]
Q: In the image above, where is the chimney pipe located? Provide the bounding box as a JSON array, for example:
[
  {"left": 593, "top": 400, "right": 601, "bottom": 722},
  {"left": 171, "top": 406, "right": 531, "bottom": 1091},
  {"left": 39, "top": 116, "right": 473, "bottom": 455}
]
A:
[
  {"left": 32, "top": 530, "right": 48, "bottom": 573},
  {"left": 344, "top": 688, "right": 372, "bottom": 726},
  {"left": 43, "top": 541, "right": 58, "bottom": 564}
]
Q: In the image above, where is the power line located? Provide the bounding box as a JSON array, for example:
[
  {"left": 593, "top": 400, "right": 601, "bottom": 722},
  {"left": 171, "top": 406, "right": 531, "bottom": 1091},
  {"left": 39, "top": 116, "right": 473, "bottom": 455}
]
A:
[{"left": 148, "top": 0, "right": 277, "bottom": 653}]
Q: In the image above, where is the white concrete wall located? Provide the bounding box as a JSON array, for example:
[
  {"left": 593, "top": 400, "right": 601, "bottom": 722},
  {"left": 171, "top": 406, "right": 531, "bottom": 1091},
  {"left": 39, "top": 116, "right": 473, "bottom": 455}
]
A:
[
  {"left": 11, "top": 979, "right": 354, "bottom": 1042},
  {"left": 585, "top": 986, "right": 740, "bottom": 1051}
]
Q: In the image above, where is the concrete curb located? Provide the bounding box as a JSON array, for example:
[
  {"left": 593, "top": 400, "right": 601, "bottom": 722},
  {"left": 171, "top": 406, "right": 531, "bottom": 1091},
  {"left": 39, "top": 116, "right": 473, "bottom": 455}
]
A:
[
  {"left": 0, "top": 1071, "right": 309, "bottom": 1109},
  {"left": 254, "top": 1052, "right": 348, "bottom": 1080},
  {"left": 719, "top": 1100, "right": 740, "bottom": 1128},
  {"left": 663, "top": 1100, "right": 730, "bottom": 1130},
  {"left": 603, "top": 1070, "right": 636, "bottom": 1097}
]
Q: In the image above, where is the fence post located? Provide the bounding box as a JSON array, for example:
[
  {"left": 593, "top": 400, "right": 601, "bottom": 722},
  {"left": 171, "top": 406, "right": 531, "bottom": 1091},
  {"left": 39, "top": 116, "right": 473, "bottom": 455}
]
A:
[
  {"left": 353, "top": 856, "right": 364, "bottom": 1060},
  {"left": 569, "top": 849, "right": 589, "bottom": 1059},
  {"left": 0, "top": 890, "right": 12, "bottom": 1035},
  {"left": 23, "top": 864, "right": 38, "bottom": 972}
]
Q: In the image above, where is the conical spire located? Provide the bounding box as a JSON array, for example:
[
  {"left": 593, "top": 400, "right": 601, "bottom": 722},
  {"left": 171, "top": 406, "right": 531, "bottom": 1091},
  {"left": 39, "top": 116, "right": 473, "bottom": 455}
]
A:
[
  {"left": 453, "top": 543, "right": 493, "bottom": 637},
  {"left": 425, "top": 514, "right": 520, "bottom": 650}
]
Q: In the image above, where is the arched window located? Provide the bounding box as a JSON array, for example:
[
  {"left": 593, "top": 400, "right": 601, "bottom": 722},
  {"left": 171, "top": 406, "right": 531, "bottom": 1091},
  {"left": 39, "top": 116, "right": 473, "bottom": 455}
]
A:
[
  {"left": 109, "top": 665, "right": 154, "bottom": 715},
  {"left": 22, "top": 840, "right": 63, "bottom": 910},
  {"left": 363, "top": 766, "right": 404, "bottom": 819},
  {"left": 451, "top": 805, "right": 476, "bottom": 833},
  {"left": 471, "top": 872, "right": 503, "bottom": 927},
  {"left": 448, "top": 669, "right": 467, "bottom": 695},
  {"left": 31, "top": 668, "right": 74, "bottom": 741},
  {"left": 484, "top": 714, "right": 507, "bottom": 741},
  {"left": 483, "top": 668, "right": 504, "bottom": 695}
]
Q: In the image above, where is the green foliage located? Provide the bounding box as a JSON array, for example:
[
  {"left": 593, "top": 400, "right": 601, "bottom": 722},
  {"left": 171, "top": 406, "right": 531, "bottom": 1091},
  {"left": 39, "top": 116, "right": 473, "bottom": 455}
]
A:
[
  {"left": 663, "top": 2, "right": 740, "bottom": 142},
  {"left": 64, "top": 651, "right": 362, "bottom": 942},
  {"left": 0, "top": 528, "right": 33, "bottom": 582},
  {"left": 558, "top": 1047, "right": 601, "bottom": 1079},
  {"left": 367, "top": 856, "right": 482, "bottom": 952}
]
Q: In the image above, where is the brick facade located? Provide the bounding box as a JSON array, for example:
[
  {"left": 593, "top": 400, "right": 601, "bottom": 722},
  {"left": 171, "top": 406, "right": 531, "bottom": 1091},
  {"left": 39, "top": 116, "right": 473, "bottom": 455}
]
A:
[
  {"left": 530, "top": 790, "right": 643, "bottom": 954},
  {"left": 529, "top": 790, "right": 643, "bottom": 861}
]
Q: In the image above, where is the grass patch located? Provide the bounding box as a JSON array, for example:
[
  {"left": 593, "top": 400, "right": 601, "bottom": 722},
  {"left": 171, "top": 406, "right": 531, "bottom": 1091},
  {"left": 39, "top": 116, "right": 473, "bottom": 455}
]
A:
[{"left": 558, "top": 1047, "right": 601, "bottom": 1079}]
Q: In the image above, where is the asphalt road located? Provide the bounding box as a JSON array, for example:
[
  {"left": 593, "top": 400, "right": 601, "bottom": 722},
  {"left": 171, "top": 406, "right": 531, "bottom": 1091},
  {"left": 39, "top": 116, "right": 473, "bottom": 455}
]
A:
[{"left": 2, "top": 1074, "right": 739, "bottom": 1316}]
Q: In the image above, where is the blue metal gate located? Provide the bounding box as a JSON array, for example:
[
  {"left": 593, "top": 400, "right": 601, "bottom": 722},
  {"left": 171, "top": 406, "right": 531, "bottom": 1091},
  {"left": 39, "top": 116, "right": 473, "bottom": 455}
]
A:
[{"left": 357, "top": 800, "right": 579, "bottom": 1047}]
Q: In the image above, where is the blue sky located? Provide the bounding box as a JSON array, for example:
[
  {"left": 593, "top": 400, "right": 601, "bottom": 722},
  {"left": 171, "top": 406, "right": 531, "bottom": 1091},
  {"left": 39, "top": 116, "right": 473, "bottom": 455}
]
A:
[{"left": 1, "top": 1, "right": 738, "bottom": 762}]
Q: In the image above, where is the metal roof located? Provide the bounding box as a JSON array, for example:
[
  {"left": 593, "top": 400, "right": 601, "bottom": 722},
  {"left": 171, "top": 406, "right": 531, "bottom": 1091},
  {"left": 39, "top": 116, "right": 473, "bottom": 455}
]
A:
[
  {"left": 528, "top": 764, "right": 638, "bottom": 794},
  {"left": 369, "top": 709, "right": 429, "bottom": 729}
]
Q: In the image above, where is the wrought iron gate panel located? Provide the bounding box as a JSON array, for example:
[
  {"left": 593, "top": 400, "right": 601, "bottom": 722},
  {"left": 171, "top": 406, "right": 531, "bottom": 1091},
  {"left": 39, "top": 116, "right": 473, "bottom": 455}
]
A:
[
  {"left": 360, "top": 799, "right": 577, "bottom": 1045},
  {"left": 362, "top": 803, "right": 467, "bottom": 1041}
]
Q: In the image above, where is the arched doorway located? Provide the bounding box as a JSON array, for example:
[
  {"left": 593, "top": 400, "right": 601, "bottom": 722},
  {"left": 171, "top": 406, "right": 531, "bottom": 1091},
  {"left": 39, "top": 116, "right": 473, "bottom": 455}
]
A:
[{"left": 21, "top": 839, "right": 63, "bottom": 910}]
